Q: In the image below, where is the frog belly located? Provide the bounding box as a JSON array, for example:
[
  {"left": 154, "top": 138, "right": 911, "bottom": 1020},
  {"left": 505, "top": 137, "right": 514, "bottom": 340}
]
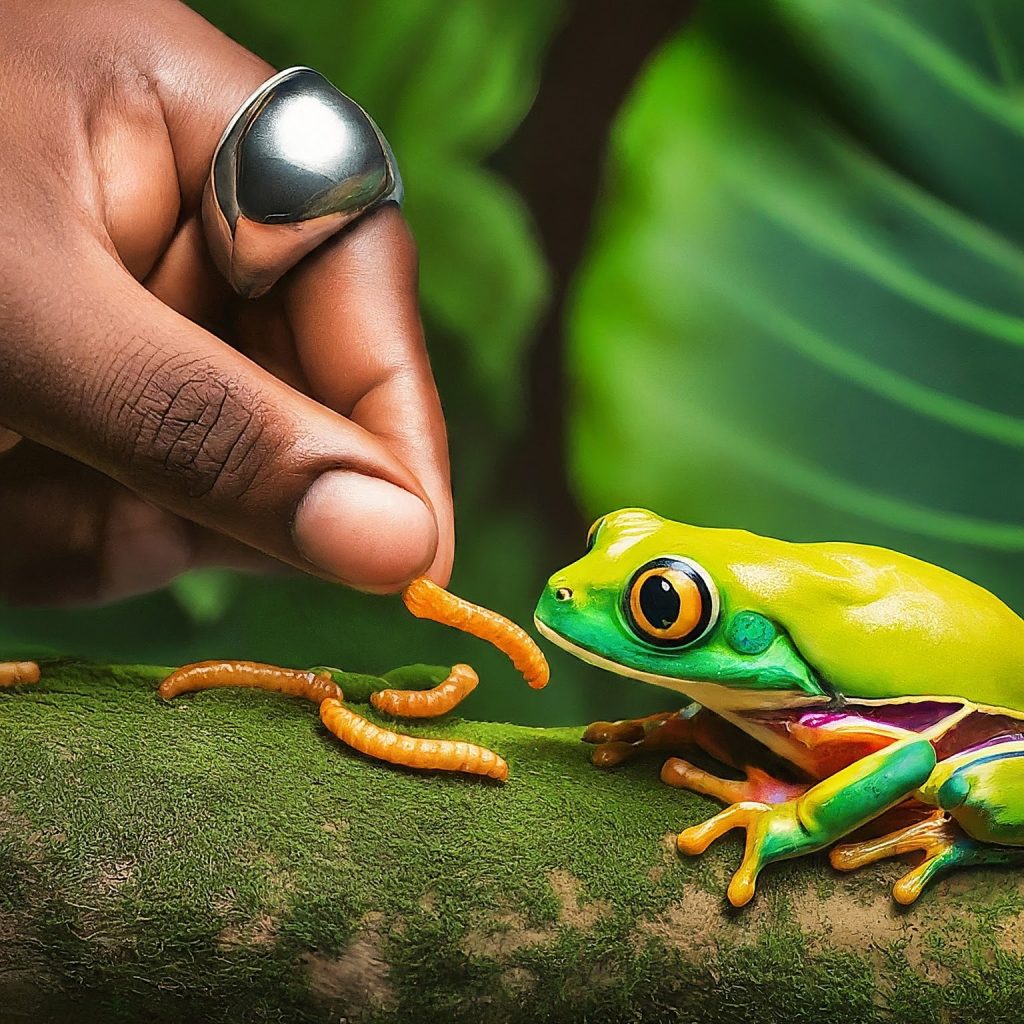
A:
[{"left": 735, "top": 702, "right": 1024, "bottom": 781}]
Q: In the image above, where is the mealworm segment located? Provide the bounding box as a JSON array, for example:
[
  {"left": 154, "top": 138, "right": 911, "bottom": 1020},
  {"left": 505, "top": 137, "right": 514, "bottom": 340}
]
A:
[
  {"left": 0, "top": 662, "right": 41, "bottom": 688},
  {"left": 158, "top": 660, "right": 341, "bottom": 704},
  {"left": 401, "top": 578, "right": 550, "bottom": 689},
  {"left": 158, "top": 659, "right": 508, "bottom": 782},
  {"left": 370, "top": 663, "right": 478, "bottom": 718},
  {"left": 320, "top": 698, "right": 508, "bottom": 781}
]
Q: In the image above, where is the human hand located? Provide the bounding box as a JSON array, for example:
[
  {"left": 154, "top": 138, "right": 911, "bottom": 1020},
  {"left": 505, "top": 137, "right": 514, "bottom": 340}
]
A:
[{"left": 0, "top": 0, "right": 453, "bottom": 606}]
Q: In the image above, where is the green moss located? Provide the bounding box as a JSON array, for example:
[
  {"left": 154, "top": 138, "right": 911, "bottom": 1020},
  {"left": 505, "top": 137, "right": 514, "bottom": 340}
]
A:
[{"left": 1, "top": 660, "right": 1023, "bottom": 1022}]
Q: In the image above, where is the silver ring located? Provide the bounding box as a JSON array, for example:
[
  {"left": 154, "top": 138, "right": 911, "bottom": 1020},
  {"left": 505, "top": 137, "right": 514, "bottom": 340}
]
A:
[{"left": 203, "top": 66, "right": 403, "bottom": 299}]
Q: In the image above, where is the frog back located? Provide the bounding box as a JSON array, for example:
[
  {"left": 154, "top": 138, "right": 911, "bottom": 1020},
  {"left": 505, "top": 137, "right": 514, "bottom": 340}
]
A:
[{"left": 664, "top": 523, "right": 1024, "bottom": 713}]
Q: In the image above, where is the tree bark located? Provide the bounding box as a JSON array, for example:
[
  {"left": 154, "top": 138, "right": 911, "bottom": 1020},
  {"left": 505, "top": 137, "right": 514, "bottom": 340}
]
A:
[{"left": 0, "top": 661, "right": 1018, "bottom": 1023}]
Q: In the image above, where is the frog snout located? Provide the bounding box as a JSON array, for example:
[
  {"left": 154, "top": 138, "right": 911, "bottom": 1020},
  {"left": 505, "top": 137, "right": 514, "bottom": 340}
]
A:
[{"left": 534, "top": 576, "right": 578, "bottom": 628}]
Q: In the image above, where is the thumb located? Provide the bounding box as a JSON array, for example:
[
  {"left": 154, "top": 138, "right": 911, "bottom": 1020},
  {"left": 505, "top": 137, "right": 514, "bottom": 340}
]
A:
[{"left": 1, "top": 237, "right": 438, "bottom": 592}]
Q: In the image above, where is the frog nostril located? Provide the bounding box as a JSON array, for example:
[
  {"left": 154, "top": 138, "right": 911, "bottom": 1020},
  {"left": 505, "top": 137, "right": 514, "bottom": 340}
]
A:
[{"left": 555, "top": 587, "right": 573, "bottom": 602}]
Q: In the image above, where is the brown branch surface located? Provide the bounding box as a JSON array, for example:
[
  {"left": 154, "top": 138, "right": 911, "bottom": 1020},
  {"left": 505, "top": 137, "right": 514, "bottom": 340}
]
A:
[{"left": 0, "top": 661, "right": 1020, "bottom": 1024}]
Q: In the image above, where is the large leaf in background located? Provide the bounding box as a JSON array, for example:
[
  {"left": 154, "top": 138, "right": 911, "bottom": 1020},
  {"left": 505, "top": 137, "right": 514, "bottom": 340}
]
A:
[{"left": 568, "top": 0, "right": 1024, "bottom": 606}]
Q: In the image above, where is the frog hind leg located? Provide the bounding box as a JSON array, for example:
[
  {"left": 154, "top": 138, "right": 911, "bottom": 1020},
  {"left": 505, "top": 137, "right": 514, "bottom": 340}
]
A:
[
  {"left": 832, "top": 741, "right": 1024, "bottom": 904},
  {"left": 677, "top": 734, "right": 938, "bottom": 907}
]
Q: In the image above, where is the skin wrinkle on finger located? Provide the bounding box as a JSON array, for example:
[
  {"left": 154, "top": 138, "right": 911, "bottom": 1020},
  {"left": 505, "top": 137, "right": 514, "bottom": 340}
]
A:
[{"left": 0, "top": 231, "right": 438, "bottom": 585}]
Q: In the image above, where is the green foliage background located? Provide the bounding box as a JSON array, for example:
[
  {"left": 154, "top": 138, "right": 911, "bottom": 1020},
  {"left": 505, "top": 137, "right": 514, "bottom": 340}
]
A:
[
  {"left": 570, "top": 0, "right": 1024, "bottom": 601},
  {"left": 3, "top": 0, "right": 1023, "bottom": 726}
]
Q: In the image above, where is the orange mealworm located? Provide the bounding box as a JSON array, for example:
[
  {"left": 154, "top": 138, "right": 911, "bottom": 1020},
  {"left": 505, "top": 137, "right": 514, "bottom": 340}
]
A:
[
  {"left": 370, "top": 663, "right": 478, "bottom": 718},
  {"left": 402, "top": 578, "right": 550, "bottom": 689},
  {"left": 159, "top": 660, "right": 342, "bottom": 704},
  {"left": 0, "top": 662, "right": 40, "bottom": 688},
  {"left": 320, "top": 698, "right": 508, "bottom": 781}
]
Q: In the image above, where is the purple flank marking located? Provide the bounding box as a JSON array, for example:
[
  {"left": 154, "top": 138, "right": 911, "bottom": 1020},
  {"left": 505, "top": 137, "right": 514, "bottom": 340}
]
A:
[
  {"left": 797, "top": 702, "right": 954, "bottom": 732},
  {"left": 751, "top": 704, "right": 1024, "bottom": 759}
]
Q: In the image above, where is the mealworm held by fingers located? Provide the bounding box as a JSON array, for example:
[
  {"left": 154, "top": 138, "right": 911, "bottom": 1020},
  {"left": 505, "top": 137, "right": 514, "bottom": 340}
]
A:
[
  {"left": 320, "top": 698, "right": 508, "bottom": 781},
  {"left": 402, "top": 578, "right": 550, "bottom": 689},
  {"left": 0, "top": 662, "right": 40, "bottom": 688},
  {"left": 371, "top": 663, "right": 478, "bottom": 718},
  {"left": 159, "top": 660, "right": 342, "bottom": 704}
]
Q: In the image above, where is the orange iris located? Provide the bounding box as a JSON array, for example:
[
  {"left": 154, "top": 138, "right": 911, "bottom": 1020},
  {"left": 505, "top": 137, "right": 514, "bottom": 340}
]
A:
[{"left": 628, "top": 566, "right": 704, "bottom": 642}]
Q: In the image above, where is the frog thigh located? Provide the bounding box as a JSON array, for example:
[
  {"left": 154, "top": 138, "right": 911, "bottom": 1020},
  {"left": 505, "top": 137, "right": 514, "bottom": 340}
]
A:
[{"left": 926, "top": 741, "right": 1024, "bottom": 846}]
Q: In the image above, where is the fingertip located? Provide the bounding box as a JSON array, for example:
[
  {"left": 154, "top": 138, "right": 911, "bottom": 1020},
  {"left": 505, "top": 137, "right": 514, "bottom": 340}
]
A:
[{"left": 293, "top": 470, "right": 438, "bottom": 592}]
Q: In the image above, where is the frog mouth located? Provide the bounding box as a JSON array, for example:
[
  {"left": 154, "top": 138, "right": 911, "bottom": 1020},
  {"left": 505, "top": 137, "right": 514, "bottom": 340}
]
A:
[
  {"left": 534, "top": 615, "right": 673, "bottom": 686},
  {"left": 533, "top": 617, "right": 816, "bottom": 713}
]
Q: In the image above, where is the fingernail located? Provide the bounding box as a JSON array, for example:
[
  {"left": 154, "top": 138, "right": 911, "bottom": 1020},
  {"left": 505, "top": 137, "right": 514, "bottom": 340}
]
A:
[{"left": 293, "top": 471, "right": 437, "bottom": 591}]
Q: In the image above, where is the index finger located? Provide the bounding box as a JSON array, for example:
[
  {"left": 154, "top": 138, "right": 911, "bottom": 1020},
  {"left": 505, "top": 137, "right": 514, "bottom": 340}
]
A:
[{"left": 283, "top": 204, "right": 455, "bottom": 585}]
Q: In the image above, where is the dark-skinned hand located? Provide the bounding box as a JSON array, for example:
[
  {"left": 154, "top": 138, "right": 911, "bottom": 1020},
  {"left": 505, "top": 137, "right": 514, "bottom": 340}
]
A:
[{"left": 0, "top": 0, "right": 454, "bottom": 607}]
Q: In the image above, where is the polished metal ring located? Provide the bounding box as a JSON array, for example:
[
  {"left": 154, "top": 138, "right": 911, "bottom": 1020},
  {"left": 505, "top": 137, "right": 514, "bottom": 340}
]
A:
[{"left": 203, "top": 66, "right": 403, "bottom": 299}]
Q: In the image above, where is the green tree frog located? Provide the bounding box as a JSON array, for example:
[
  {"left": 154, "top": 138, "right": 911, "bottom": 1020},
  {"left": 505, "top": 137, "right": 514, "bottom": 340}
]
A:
[{"left": 534, "top": 508, "right": 1024, "bottom": 907}]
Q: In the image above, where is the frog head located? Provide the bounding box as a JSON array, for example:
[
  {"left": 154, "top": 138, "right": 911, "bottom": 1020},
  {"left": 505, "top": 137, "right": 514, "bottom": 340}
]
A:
[{"left": 534, "top": 509, "right": 828, "bottom": 710}]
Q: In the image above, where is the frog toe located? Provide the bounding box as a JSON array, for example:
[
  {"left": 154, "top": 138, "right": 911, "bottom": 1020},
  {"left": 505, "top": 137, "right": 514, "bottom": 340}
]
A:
[
  {"left": 677, "top": 801, "right": 782, "bottom": 906},
  {"left": 829, "top": 811, "right": 1024, "bottom": 904},
  {"left": 830, "top": 809, "right": 949, "bottom": 870},
  {"left": 582, "top": 710, "right": 682, "bottom": 761},
  {"left": 582, "top": 718, "right": 649, "bottom": 745},
  {"left": 676, "top": 800, "right": 770, "bottom": 856},
  {"left": 590, "top": 740, "right": 641, "bottom": 768},
  {"left": 679, "top": 799, "right": 809, "bottom": 906},
  {"left": 662, "top": 758, "right": 807, "bottom": 805}
]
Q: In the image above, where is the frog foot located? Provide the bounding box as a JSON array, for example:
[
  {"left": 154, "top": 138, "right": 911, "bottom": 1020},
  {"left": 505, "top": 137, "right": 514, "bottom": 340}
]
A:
[
  {"left": 582, "top": 711, "right": 680, "bottom": 767},
  {"left": 676, "top": 799, "right": 811, "bottom": 907},
  {"left": 661, "top": 758, "right": 807, "bottom": 805},
  {"left": 830, "top": 811, "right": 987, "bottom": 905}
]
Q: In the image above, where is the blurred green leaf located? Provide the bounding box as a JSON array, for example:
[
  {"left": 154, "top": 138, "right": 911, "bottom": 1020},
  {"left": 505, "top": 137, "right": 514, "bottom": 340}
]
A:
[
  {"left": 568, "top": 0, "right": 1024, "bottom": 601},
  {"left": 170, "top": 569, "right": 241, "bottom": 625}
]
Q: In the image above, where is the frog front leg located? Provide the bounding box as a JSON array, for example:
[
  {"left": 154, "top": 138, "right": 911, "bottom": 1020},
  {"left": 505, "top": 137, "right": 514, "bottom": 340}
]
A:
[{"left": 678, "top": 733, "right": 938, "bottom": 906}]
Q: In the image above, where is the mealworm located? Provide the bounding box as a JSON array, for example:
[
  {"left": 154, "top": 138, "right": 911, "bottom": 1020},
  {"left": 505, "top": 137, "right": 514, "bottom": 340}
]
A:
[
  {"left": 370, "top": 663, "right": 478, "bottom": 718},
  {"left": 159, "top": 660, "right": 342, "bottom": 704},
  {"left": 320, "top": 697, "right": 508, "bottom": 781},
  {"left": 402, "top": 578, "right": 550, "bottom": 689},
  {"left": 0, "top": 662, "right": 40, "bottom": 688}
]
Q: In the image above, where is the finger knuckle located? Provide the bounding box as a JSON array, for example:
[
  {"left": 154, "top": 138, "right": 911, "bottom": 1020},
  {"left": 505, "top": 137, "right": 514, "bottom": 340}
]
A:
[{"left": 104, "top": 341, "right": 274, "bottom": 504}]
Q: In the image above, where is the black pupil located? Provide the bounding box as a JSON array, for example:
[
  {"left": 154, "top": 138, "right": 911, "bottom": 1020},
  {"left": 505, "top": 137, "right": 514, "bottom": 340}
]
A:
[{"left": 639, "top": 575, "right": 680, "bottom": 630}]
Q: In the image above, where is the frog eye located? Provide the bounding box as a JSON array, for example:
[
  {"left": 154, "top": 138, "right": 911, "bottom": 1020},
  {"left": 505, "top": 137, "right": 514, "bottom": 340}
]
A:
[
  {"left": 585, "top": 516, "right": 605, "bottom": 553},
  {"left": 624, "top": 557, "right": 719, "bottom": 647}
]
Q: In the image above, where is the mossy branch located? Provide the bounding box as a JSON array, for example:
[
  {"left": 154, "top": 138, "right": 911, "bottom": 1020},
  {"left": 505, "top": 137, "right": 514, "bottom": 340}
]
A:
[{"left": 0, "top": 661, "right": 1022, "bottom": 1024}]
